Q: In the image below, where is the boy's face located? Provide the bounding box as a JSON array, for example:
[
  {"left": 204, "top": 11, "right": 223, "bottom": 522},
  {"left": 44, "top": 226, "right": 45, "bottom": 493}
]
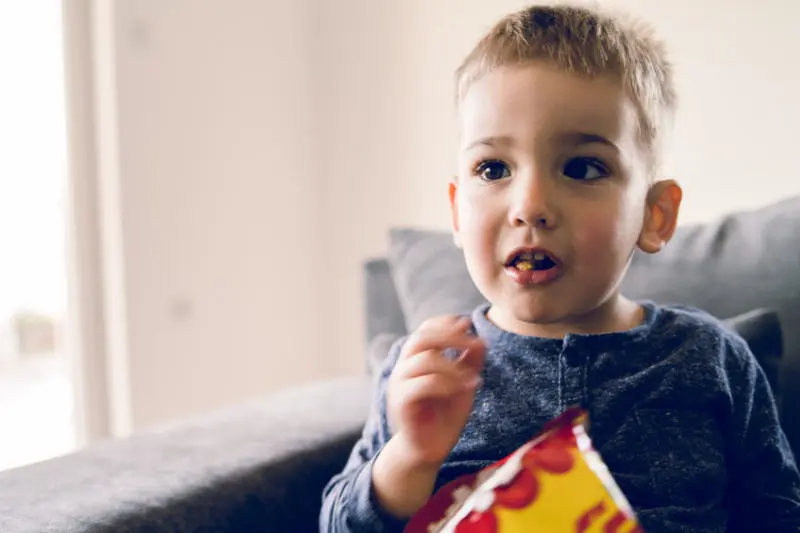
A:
[{"left": 451, "top": 63, "right": 679, "bottom": 336}]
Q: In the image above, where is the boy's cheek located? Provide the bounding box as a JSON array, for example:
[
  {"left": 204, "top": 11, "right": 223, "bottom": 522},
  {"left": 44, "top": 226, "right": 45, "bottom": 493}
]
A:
[
  {"left": 571, "top": 211, "right": 623, "bottom": 254},
  {"left": 457, "top": 195, "right": 496, "bottom": 233},
  {"left": 457, "top": 214, "right": 503, "bottom": 269},
  {"left": 458, "top": 217, "right": 496, "bottom": 255},
  {"left": 572, "top": 215, "right": 639, "bottom": 276}
]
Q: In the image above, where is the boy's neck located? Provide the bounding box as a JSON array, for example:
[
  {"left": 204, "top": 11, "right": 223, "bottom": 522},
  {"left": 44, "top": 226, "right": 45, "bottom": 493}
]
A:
[{"left": 485, "top": 295, "right": 645, "bottom": 339}]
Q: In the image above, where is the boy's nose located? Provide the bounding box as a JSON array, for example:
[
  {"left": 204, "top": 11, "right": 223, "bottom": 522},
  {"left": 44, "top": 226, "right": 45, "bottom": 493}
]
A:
[{"left": 508, "top": 175, "right": 556, "bottom": 230}]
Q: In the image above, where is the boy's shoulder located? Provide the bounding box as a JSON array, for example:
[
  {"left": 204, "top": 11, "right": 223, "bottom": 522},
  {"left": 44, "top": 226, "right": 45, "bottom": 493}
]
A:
[
  {"left": 644, "top": 301, "right": 757, "bottom": 371},
  {"left": 649, "top": 302, "right": 750, "bottom": 347}
]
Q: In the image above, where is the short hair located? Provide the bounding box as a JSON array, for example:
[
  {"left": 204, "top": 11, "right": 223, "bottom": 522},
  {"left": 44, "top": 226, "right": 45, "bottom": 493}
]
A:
[{"left": 455, "top": 3, "right": 676, "bottom": 175}]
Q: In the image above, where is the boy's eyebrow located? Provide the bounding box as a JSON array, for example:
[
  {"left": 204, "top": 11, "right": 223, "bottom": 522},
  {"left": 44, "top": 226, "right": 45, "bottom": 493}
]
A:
[
  {"left": 463, "top": 132, "right": 619, "bottom": 152},
  {"left": 463, "top": 135, "right": 515, "bottom": 151},
  {"left": 556, "top": 132, "right": 620, "bottom": 152}
]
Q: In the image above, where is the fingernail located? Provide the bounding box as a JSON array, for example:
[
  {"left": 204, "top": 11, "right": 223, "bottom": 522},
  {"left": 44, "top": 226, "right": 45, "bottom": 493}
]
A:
[
  {"left": 465, "top": 375, "right": 483, "bottom": 389},
  {"left": 443, "top": 347, "right": 462, "bottom": 361}
]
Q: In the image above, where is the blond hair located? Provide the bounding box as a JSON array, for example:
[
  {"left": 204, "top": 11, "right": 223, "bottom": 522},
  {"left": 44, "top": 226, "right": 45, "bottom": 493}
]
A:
[{"left": 456, "top": 3, "right": 676, "bottom": 175}]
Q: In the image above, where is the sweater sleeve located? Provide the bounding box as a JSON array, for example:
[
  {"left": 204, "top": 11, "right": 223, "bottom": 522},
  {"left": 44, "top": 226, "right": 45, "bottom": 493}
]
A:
[
  {"left": 724, "top": 334, "right": 800, "bottom": 533},
  {"left": 319, "top": 337, "right": 409, "bottom": 533}
]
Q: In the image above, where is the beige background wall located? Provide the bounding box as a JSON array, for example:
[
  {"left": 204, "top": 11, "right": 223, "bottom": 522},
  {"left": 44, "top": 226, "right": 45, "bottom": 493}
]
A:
[
  {"left": 80, "top": 0, "right": 800, "bottom": 435},
  {"left": 93, "top": 0, "right": 325, "bottom": 433}
]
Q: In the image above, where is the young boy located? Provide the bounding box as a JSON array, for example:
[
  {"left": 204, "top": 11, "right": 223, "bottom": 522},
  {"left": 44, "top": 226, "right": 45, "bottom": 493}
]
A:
[{"left": 320, "top": 4, "right": 800, "bottom": 532}]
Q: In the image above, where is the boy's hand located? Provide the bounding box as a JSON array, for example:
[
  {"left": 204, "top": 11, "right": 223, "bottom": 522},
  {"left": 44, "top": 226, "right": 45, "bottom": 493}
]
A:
[
  {"left": 372, "top": 316, "right": 486, "bottom": 519},
  {"left": 387, "top": 315, "right": 486, "bottom": 467}
]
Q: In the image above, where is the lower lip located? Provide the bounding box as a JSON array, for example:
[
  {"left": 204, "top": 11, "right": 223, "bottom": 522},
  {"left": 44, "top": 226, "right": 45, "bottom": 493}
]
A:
[{"left": 504, "top": 265, "right": 563, "bottom": 286}]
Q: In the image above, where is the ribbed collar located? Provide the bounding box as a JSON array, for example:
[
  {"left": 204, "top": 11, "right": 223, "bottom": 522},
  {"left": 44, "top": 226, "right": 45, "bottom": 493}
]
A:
[{"left": 470, "top": 300, "right": 661, "bottom": 353}]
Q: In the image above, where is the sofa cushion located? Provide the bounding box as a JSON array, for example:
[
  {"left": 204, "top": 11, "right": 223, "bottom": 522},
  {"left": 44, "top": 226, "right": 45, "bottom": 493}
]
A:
[
  {"left": 387, "top": 228, "right": 484, "bottom": 332},
  {"left": 0, "top": 377, "right": 371, "bottom": 533},
  {"left": 364, "top": 258, "right": 408, "bottom": 345}
]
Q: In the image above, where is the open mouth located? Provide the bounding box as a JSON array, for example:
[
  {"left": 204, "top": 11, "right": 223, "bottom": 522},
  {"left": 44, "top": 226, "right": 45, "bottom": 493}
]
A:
[{"left": 505, "top": 249, "right": 558, "bottom": 271}]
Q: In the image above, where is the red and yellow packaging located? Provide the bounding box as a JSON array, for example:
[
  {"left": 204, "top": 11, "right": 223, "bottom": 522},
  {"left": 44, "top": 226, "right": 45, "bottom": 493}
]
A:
[{"left": 405, "top": 408, "right": 644, "bottom": 533}]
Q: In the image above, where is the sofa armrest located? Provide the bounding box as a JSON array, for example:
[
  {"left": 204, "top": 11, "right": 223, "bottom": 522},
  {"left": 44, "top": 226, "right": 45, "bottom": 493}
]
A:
[{"left": 0, "top": 376, "right": 371, "bottom": 533}]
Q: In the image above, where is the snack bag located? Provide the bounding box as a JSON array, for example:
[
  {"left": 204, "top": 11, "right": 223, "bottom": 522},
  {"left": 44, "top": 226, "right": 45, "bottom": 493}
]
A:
[{"left": 405, "top": 408, "right": 643, "bottom": 533}]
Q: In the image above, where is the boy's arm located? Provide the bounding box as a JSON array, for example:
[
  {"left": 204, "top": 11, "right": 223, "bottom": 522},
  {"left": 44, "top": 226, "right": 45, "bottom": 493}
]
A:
[
  {"left": 726, "top": 336, "right": 800, "bottom": 532},
  {"left": 319, "top": 339, "right": 409, "bottom": 533}
]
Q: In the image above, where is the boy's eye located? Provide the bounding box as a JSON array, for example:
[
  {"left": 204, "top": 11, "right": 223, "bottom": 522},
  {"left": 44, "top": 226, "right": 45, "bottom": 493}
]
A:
[
  {"left": 562, "top": 157, "right": 609, "bottom": 181},
  {"left": 475, "top": 160, "right": 511, "bottom": 181}
]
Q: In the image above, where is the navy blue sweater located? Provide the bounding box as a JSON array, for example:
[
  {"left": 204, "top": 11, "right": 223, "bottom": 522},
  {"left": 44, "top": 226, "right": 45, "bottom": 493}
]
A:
[{"left": 320, "top": 302, "right": 800, "bottom": 532}]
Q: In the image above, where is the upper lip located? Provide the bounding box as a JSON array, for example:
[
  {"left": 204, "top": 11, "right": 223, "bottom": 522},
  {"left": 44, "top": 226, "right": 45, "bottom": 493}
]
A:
[{"left": 503, "top": 246, "right": 562, "bottom": 267}]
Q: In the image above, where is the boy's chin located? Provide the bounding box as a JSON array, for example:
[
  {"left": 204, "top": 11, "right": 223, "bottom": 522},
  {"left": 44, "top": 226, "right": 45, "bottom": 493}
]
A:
[
  {"left": 488, "top": 291, "right": 631, "bottom": 337},
  {"left": 488, "top": 300, "right": 567, "bottom": 332}
]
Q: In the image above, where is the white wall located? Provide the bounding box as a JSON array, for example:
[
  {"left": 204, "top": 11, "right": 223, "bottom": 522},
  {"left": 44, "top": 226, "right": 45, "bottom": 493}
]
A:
[
  {"left": 92, "top": 0, "right": 325, "bottom": 433},
  {"left": 75, "top": 0, "right": 800, "bottom": 434}
]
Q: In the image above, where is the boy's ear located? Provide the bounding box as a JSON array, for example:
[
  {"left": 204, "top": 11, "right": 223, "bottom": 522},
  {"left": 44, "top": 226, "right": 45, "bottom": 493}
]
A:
[
  {"left": 448, "top": 179, "right": 463, "bottom": 248},
  {"left": 638, "top": 179, "right": 682, "bottom": 254}
]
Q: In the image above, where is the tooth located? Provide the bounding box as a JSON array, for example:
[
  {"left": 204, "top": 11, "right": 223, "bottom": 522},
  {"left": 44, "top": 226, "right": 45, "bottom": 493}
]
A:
[{"left": 533, "top": 252, "right": 546, "bottom": 261}]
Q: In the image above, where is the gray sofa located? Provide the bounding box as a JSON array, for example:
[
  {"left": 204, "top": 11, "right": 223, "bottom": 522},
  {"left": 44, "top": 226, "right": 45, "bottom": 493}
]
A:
[{"left": 1, "top": 197, "right": 798, "bottom": 533}]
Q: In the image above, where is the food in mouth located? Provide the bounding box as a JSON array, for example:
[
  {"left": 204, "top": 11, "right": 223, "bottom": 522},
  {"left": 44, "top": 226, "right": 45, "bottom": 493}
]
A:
[
  {"left": 504, "top": 249, "right": 562, "bottom": 286},
  {"left": 510, "top": 251, "right": 556, "bottom": 271}
]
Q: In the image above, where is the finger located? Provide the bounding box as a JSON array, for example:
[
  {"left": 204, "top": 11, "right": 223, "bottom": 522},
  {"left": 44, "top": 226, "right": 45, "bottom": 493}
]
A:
[
  {"left": 402, "top": 321, "right": 482, "bottom": 360},
  {"left": 395, "top": 349, "right": 477, "bottom": 381},
  {"left": 400, "top": 373, "right": 479, "bottom": 405},
  {"left": 417, "top": 315, "right": 471, "bottom": 334},
  {"left": 402, "top": 334, "right": 483, "bottom": 362}
]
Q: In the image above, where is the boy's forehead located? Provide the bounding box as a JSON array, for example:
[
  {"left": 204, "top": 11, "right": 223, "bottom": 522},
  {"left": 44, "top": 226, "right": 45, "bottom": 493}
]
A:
[{"left": 458, "top": 65, "right": 638, "bottom": 151}]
